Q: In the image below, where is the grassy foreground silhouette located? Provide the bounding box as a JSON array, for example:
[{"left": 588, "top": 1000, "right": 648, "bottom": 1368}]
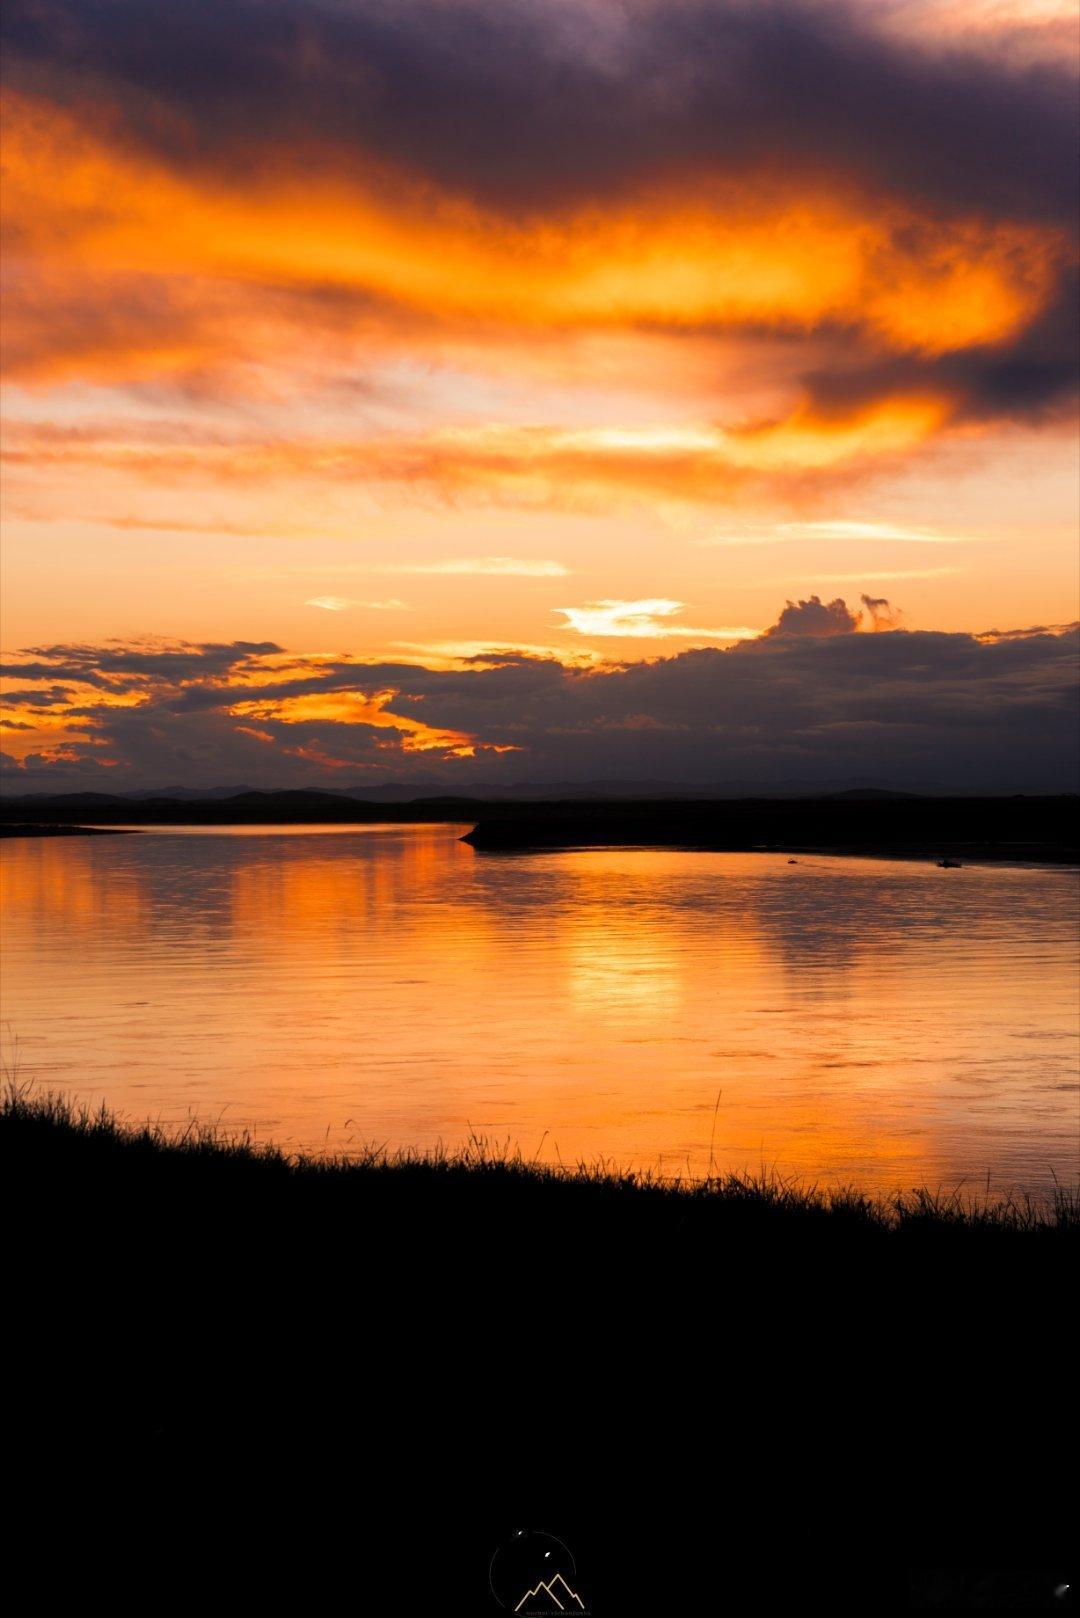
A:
[
  {"left": 7, "top": 1083, "right": 1075, "bottom": 1611},
  {"left": 5, "top": 1082, "right": 1076, "bottom": 1237}
]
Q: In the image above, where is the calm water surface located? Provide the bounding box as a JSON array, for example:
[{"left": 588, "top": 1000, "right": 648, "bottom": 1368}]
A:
[{"left": 2, "top": 824, "right": 1077, "bottom": 1193}]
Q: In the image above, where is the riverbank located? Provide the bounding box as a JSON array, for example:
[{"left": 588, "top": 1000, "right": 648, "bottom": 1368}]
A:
[
  {"left": 4, "top": 1084, "right": 1075, "bottom": 1234},
  {"left": 461, "top": 794, "right": 1080, "bottom": 860},
  {"left": 0, "top": 823, "right": 139, "bottom": 837},
  {"left": 3, "top": 791, "right": 1077, "bottom": 865},
  {"left": 6, "top": 1085, "right": 1074, "bottom": 1610}
]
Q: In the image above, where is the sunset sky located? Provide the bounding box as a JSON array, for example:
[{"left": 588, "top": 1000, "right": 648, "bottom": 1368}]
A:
[{"left": 2, "top": 0, "right": 1077, "bottom": 791}]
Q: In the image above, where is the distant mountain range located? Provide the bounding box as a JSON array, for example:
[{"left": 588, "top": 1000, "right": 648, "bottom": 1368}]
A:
[
  {"left": 4, "top": 785, "right": 1076, "bottom": 863},
  {"left": 0, "top": 777, "right": 937, "bottom": 806}
]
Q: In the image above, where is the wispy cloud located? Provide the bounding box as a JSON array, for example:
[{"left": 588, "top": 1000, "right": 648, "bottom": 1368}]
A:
[
  {"left": 704, "top": 520, "right": 973, "bottom": 547},
  {"left": 234, "top": 560, "right": 569, "bottom": 584},
  {"left": 778, "top": 521, "right": 972, "bottom": 544},
  {"left": 305, "top": 596, "right": 407, "bottom": 611},
  {"left": 0, "top": 406, "right": 958, "bottom": 513},
  {"left": 392, "top": 639, "right": 596, "bottom": 666},
  {"left": 556, "top": 599, "right": 759, "bottom": 641}
]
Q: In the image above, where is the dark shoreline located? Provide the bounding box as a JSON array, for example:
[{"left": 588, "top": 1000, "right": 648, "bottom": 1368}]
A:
[
  {"left": 0, "top": 822, "right": 140, "bottom": 838},
  {"left": 7, "top": 1085, "right": 1075, "bottom": 1609},
  {"left": 0, "top": 787, "right": 483, "bottom": 826},
  {"left": 6, "top": 1085, "right": 1074, "bottom": 1230},
  {"left": 463, "top": 832, "right": 1077, "bottom": 864},
  {"left": 459, "top": 794, "right": 1079, "bottom": 859},
  {"left": 2, "top": 789, "right": 1076, "bottom": 861}
]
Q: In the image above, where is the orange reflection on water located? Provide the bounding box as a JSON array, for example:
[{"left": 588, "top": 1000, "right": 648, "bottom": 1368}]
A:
[
  {"left": 0, "top": 836, "right": 144, "bottom": 929},
  {"left": 1, "top": 827, "right": 1076, "bottom": 1194}
]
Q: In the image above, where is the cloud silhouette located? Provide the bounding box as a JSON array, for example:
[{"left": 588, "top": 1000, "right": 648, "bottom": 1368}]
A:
[
  {"left": 763, "top": 597, "right": 862, "bottom": 637},
  {"left": 3, "top": 618, "right": 1076, "bottom": 794},
  {"left": 4, "top": 1, "right": 1074, "bottom": 223},
  {"left": 860, "top": 594, "right": 902, "bottom": 631}
]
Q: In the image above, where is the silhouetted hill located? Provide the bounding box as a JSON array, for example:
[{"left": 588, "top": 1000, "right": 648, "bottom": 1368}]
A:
[
  {"left": 0, "top": 789, "right": 485, "bottom": 825},
  {"left": 0, "top": 823, "right": 136, "bottom": 838},
  {"left": 0, "top": 774, "right": 948, "bottom": 807},
  {"left": 3, "top": 789, "right": 1075, "bottom": 860},
  {"left": 461, "top": 794, "right": 1078, "bottom": 861},
  {"left": 818, "top": 787, "right": 922, "bottom": 801}
]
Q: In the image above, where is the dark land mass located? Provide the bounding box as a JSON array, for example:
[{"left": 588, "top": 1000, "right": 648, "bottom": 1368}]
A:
[
  {"left": 6, "top": 1088, "right": 1075, "bottom": 1612},
  {"left": 2, "top": 789, "right": 1076, "bottom": 864},
  {"left": 463, "top": 793, "right": 1078, "bottom": 861},
  {"left": 0, "top": 787, "right": 484, "bottom": 825},
  {"left": 1, "top": 775, "right": 948, "bottom": 803},
  {"left": 0, "top": 822, "right": 139, "bottom": 838}
]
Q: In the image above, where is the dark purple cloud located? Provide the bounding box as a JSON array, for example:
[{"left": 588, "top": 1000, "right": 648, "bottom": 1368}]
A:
[
  {"left": 3, "top": 619, "right": 1077, "bottom": 794},
  {"left": 3, "top": 2, "right": 1076, "bottom": 421},
  {"left": 797, "top": 267, "right": 1080, "bottom": 427},
  {"left": 763, "top": 596, "right": 862, "bottom": 637},
  {"left": 3, "top": 1, "right": 1075, "bottom": 223}
]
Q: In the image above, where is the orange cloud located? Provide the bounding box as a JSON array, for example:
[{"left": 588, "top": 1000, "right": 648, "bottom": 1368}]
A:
[
  {"left": 227, "top": 688, "right": 474, "bottom": 754},
  {"left": 0, "top": 642, "right": 481, "bottom": 769},
  {"left": 1, "top": 88, "right": 1063, "bottom": 384},
  {"left": 0, "top": 394, "right": 955, "bottom": 515}
]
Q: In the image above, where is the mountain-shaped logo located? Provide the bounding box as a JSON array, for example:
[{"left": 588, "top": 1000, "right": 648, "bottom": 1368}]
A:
[
  {"left": 514, "top": 1569, "right": 586, "bottom": 1612},
  {"left": 489, "top": 1529, "right": 590, "bottom": 1614}
]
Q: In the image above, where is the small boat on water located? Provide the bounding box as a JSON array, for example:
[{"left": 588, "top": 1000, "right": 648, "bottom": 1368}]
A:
[{"left": 936, "top": 857, "right": 963, "bottom": 868}]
